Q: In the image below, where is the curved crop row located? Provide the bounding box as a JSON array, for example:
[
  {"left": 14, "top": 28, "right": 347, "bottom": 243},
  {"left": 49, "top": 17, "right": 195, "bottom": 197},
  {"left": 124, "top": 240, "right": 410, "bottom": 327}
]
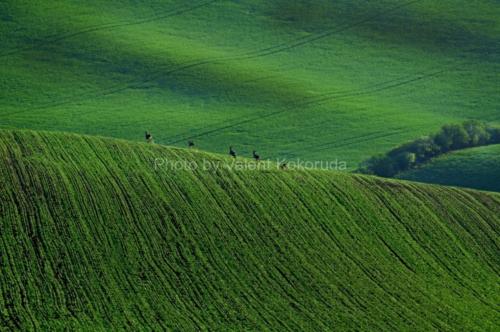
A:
[{"left": 0, "top": 130, "right": 498, "bottom": 330}]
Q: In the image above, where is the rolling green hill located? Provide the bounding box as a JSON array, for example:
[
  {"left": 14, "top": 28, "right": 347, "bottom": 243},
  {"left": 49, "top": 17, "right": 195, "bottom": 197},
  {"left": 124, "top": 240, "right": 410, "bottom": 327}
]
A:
[
  {"left": 1, "top": 0, "right": 499, "bottom": 167},
  {"left": 397, "top": 144, "right": 500, "bottom": 192},
  {"left": 1, "top": 129, "right": 499, "bottom": 330}
]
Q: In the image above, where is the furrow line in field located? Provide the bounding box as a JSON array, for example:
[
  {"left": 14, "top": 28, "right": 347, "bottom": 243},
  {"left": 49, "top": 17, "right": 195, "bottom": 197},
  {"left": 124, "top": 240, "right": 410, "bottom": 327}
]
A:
[
  {"left": 166, "top": 66, "right": 448, "bottom": 145},
  {"left": 232, "top": 0, "right": 421, "bottom": 60},
  {"left": 1, "top": 0, "right": 420, "bottom": 118},
  {"left": 308, "top": 131, "right": 405, "bottom": 153},
  {"left": 380, "top": 182, "right": 498, "bottom": 309},
  {"left": 0, "top": 0, "right": 218, "bottom": 58},
  {"left": 161, "top": 72, "right": 423, "bottom": 144}
]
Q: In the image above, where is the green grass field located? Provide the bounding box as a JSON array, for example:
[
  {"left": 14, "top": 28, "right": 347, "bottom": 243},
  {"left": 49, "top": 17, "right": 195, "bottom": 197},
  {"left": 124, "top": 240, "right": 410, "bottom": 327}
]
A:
[
  {"left": 397, "top": 144, "right": 500, "bottom": 192},
  {"left": 1, "top": 129, "right": 499, "bottom": 330},
  {"left": 2, "top": 1, "right": 499, "bottom": 329},
  {"left": 1, "top": 0, "right": 499, "bottom": 167}
]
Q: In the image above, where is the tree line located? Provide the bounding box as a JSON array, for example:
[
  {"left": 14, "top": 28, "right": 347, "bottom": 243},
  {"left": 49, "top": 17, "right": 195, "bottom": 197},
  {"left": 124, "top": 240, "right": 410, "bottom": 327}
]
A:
[{"left": 359, "top": 121, "right": 500, "bottom": 177}]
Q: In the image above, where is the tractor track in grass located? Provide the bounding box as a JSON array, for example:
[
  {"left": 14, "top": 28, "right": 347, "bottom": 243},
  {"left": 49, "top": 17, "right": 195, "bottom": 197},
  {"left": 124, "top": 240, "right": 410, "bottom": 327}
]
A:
[
  {"left": 305, "top": 131, "right": 406, "bottom": 154},
  {"left": 165, "top": 65, "right": 454, "bottom": 145},
  {"left": 160, "top": 73, "right": 423, "bottom": 143},
  {"left": 270, "top": 129, "right": 411, "bottom": 162},
  {"left": 1, "top": 58, "right": 223, "bottom": 117},
  {"left": 0, "top": 0, "right": 219, "bottom": 59},
  {"left": 302, "top": 68, "right": 452, "bottom": 107},
  {"left": 1, "top": 0, "right": 420, "bottom": 118},
  {"left": 86, "top": 54, "right": 451, "bottom": 147},
  {"left": 228, "top": 0, "right": 421, "bottom": 61},
  {"left": 3, "top": 63, "right": 448, "bottom": 157}
]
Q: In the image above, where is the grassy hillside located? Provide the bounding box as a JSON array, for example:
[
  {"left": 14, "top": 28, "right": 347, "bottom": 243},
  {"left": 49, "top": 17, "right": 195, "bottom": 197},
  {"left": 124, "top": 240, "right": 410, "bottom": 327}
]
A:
[
  {"left": 397, "top": 144, "right": 500, "bottom": 192},
  {"left": 1, "top": 129, "right": 499, "bottom": 330},
  {"left": 1, "top": 0, "right": 499, "bottom": 166}
]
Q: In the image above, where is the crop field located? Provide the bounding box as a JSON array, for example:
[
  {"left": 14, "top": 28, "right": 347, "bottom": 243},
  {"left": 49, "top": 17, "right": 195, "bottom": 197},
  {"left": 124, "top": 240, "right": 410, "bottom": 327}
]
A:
[
  {"left": 0, "top": 129, "right": 499, "bottom": 330},
  {"left": 398, "top": 144, "right": 500, "bottom": 192},
  {"left": 1, "top": 1, "right": 500, "bottom": 329},
  {"left": 1, "top": 0, "right": 499, "bottom": 167}
]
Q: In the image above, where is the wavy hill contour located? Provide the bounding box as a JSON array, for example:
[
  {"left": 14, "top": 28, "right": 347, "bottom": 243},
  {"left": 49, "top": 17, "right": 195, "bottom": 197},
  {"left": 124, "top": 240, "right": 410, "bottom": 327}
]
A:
[{"left": 0, "top": 129, "right": 499, "bottom": 330}]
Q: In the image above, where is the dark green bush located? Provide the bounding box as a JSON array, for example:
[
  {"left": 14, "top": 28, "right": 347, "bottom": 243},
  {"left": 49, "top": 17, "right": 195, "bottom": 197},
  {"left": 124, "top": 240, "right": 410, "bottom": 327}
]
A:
[
  {"left": 433, "top": 124, "right": 469, "bottom": 152},
  {"left": 463, "top": 120, "right": 490, "bottom": 146},
  {"left": 361, "top": 155, "right": 398, "bottom": 177},
  {"left": 487, "top": 127, "right": 500, "bottom": 144},
  {"left": 388, "top": 137, "right": 441, "bottom": 163},
  {"left": 360, "top": 121, "right": 500, "bottom": 177}
]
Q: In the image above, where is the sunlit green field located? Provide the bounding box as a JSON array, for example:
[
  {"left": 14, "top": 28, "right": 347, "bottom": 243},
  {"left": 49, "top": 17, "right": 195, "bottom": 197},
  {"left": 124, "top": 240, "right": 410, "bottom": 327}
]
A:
[
  {"left": 1, "top": 0, "right": 499, "bottom": 167},
  {"left": 398, "top": 144, "right": 500, "bottom": 192},
  {"left": 1, "top": 2, "right": 499, "bottom": 329},
  {"left": 1, "top": 129, "right": 499, "bottom": 330}
]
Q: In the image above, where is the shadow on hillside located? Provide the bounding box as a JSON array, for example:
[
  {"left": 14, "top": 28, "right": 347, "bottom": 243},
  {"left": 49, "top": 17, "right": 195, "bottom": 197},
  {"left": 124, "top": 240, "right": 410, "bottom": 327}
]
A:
[{"left": 264, "top": 0, "right": 499, "bottom": 60}]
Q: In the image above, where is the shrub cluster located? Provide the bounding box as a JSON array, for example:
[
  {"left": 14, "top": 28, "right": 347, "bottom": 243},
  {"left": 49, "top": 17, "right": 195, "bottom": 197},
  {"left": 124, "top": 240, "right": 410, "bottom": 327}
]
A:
[{"left": 359, "top": 121, "right": 500, "bottom": 177}]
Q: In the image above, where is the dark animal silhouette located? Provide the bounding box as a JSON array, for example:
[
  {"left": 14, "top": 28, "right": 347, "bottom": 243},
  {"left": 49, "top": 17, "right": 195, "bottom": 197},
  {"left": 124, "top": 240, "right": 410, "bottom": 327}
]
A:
[
  {"left": 145, "top": 131, "right": 151, "bottom": 140},
  {"left": 229, "top": 146, "right": 237, "bottom": 158},
  {"left": 188, "top": 141, "right": 195, "bottom": 148},
  {"left": 252, "top": 150, "right": 260, "bottom": 162}
]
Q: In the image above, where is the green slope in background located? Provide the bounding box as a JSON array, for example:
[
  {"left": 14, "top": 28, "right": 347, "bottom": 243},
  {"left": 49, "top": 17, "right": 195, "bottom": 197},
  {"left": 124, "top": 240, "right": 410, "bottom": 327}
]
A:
[
  {"left": 397, "top": 144, "right": 500, "bottom": 192},
  {"left": 1, "top": 0, "right": 499, "bottom": 167},
  {"left": 0, "top": 129, "right": 498, "bottom": 330}
]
